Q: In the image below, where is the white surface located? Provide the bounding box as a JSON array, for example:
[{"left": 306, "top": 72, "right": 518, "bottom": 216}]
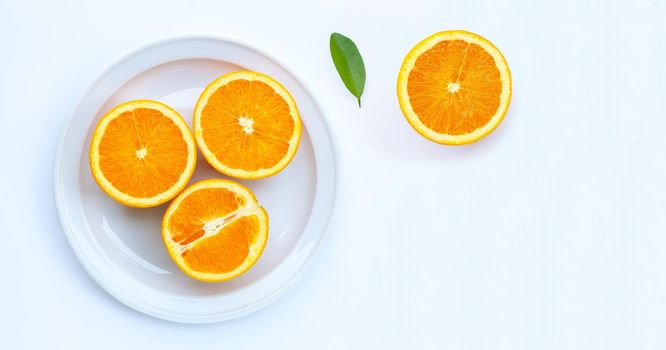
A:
[
  {"left": 54, "top": 37, "right": 338, "bottom": 322},
  {"left": 2, "top": 0, "right": 666, "bottom": 348}
]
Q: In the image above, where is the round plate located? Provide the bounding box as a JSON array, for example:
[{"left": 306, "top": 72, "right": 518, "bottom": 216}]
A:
[{"left": 54, "top": 36, "right": 339, "bottom": 323}]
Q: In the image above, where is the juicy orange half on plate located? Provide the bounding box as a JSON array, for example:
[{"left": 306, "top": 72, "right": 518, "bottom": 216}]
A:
[
  {"left": 89, "top": 100, "right": 196, "bottom": 207},
  {"left": 162, "top": 179, "right": 269, "bottom": 282},
  {"left": 193, "top": 71, "right": 302, "bottom": 180},
  {"left": 397, "top": 30, "right": 512, "bottom": 145}
]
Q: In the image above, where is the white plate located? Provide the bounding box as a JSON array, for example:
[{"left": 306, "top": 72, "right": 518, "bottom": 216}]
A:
[{"left": 54, "top": 36, "right": 339, "bottom": 323}]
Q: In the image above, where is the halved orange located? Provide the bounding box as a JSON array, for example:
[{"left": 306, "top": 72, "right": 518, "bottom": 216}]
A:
[
  {"left": 162, "top": 179, "right": 269, "bottom": 282},
  {"left": 89, "top": 100, "right": 196, "bottom": 207},
  {"left": 397, "top": 30, "right": 512, "bottom": 145},
  {"left": 193, "top": 71, "right": 302, "bottom": 180}
]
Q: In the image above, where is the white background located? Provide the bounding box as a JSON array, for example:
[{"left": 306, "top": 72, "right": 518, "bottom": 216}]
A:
[{"left": 2, "top": 0, "right": 666, "bottom": 348}]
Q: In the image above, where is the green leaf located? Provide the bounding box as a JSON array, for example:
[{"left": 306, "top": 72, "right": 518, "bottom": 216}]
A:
[{"left": 330, "top": 32, "right": 366, "bottom": 107}]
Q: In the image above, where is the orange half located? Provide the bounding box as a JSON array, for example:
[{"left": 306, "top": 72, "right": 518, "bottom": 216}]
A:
[
  {"left": 162, "top": 179, "right": 269, "bottom": 282},
  {"left": 397, "top": 30, "right": 512, "bottom": 145},
  {"left": 193, "top": 71, "right": 302, "bottom": 179},
  {"left": 89, "top": 100, "right": 196, "bottom": 207}
]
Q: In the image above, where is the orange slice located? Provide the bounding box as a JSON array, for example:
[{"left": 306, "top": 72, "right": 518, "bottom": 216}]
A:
[
  {"left": 193, "top": 71, "right": 302, "bottom": 179},
  {"left": 89, "top": 100, "right": 196, "bottom": 207},
  {"left": 397, "top": 30, "right": 512, "bottom": 145},
  {"left": 162, "top": 179, "right": 269, "bottom": 282}
]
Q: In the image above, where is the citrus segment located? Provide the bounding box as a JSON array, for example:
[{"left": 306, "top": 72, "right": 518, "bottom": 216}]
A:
[
  {"left": 194, "top": 71, "right": 302, "bottom": 179},
  {"left": 89, "top": 100, "right": 196, "bottom": 207},
  {"left": 397, "top": 30, "right": 512, "bottom": 145},
  {"left": 162, "top": 179, "right": 269, "bottom": 282},
  {"left": 182, "top": 215, "right": 260, "bottom": 274}
]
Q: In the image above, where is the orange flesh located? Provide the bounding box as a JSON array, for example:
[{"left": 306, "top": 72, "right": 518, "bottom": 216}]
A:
[
  {"left": 168, "top": 187, "right": 246, "bottom": 242},
  {"left": 200, "top": 79, "right": 294, "bottom": 171},
  {"left": 98, "top": 108, "right": 188, "bottom": 198},
  {"left": 407, "top": 40, "right": 502, "bottom": 135},
  {"left": 182, "top": 216, "right": 259, "bottom": 274},
  {"left": 165, "top": 187, "right": 259, "bottom": 274}
]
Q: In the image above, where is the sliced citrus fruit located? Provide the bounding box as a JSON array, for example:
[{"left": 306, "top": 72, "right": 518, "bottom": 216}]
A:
[
  {"left": 193, "top": 71, "right": 302, "bottom": 179},
  {"left": 397, "top": 30, "right": 512, "bottom": 145},
  {"left": 162, "top": 179, "right": 269, "bottom": 282},
  {"left": 89, "top": 100, "right": 196, "bottom": 208}
]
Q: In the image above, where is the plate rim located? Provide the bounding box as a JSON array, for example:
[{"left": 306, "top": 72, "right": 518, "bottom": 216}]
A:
[{"left": 53, "top": 34, "right": 342, "bottom": 323}]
